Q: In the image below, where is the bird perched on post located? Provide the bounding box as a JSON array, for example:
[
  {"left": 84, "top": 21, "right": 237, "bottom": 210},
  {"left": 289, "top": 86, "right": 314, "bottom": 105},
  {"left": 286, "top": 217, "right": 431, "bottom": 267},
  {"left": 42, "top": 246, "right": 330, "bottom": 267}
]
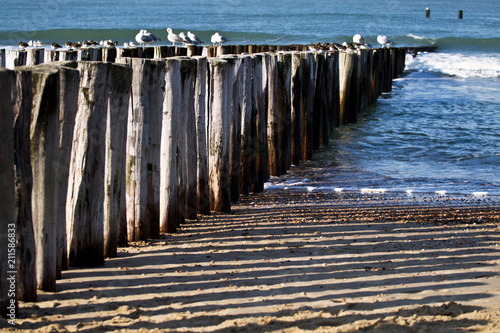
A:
[
  {"left": 51, "top": 42, "right": 62, "bottom": 49},
  {"left": 211, "top": 32, "right": 229, "bottom": 46},
  {"left": 135, "top": 30, "right": 154, "bottom": 46},
  {"left": 178, "top": 32, "right": 197, "bottom": 45},
  {"left": 353, "top": 34, "right": 365, "bottom": 45},
  {"left": 377, "top": 35, "right": 395, "bottom": 48},
  {"left": 18, "top": 41, "right": 29, "bottom": 49},
  {"left": 167, "top": 28, "right": 184, "bottom": 46},
  {"left": 187, "top": 31, "right": 204, "bottom": 44}
]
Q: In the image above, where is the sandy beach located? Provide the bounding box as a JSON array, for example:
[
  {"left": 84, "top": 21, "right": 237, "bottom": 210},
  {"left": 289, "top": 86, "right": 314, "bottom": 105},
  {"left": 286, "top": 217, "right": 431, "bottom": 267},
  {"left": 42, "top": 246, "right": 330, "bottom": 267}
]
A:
[{"left": 2, "top": 189, "right": 500, "bottom": 332}]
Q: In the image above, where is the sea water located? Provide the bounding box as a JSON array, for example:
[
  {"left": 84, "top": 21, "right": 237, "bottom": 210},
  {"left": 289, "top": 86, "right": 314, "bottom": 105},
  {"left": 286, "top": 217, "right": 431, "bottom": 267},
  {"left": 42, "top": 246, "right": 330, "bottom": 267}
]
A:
[{"left": 1, "top": 0, "right": 499, "bottom": 197}]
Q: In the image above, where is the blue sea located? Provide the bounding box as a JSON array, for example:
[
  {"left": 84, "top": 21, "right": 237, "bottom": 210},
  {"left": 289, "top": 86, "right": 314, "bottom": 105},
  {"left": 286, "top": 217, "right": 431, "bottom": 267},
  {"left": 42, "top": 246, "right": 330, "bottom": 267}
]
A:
[{"left": 1, "top": 0, "right": 499, "bottom": 197}]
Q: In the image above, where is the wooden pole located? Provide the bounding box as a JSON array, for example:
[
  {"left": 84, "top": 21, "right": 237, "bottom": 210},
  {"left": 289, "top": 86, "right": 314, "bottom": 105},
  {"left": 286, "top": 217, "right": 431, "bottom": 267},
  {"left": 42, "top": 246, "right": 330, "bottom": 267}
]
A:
[
  {"left": 179, "top": 58, "right": 198, "bottom": 219},
  {"left": 261, "top": 53, "right": 271, "bottom": 181},
  {"left": 193, "top": 56, "right": 210, "bottom": 215},
  {"left": 221, "top": 55, "right": 243, "bottom": 203},
  {"left": 251, "top": 54, "right": 266, "bottom": 192},
  {"left": 10, "top": 68, "right": 37, "bottom": 301},
  {"left": 208, "top": 58, "right": 231, "bottom": 212},
  {"left": 103, "top": 63, "right": 132, "bottom": 258},
  {"left": 277, "top": 52, "right": 292, "bottom": 174},
  {"left": 0, "top": 68, "right": 18, "bottom": 317},
  {"left": 26, "top": 48, "right": 44, "bottom": 66},
  {"left": 300, "top": 52, "right": 313, "bottom": 161},
  {"left": 239, "top": 55, "right": 254, "bottom": 196},
  {"left": 311, "top": 53, "right": 321, "bottom": 151},
  {"left": 66, "top": 62, "right": 109, "bottom": 267},
  {"left": 160, "top": 58, "right": 182, "bottom": 233},
  {"left": 267, "top": 53, "right": 281, "bottom": 176},
  {"left": 290, "top": 52, "right": 302, "bottom": 165},
  {"left": 0, "top": 48, "right": 5, "bottom": 68},
  {"left": 54, "top": 65, "right": 80, "bottom": 276},
  {"left": 458, "top": 10, "right": 463, "bottom": 19},
  {"left": 426, "top": 7, "right": 430, "bottom": 18},
  {"left": 29, "top": 65, "right": 61, "bottom": 290},
  {"left": 330, "top": 51, "right": 340, "bottom": 129},
  {"left": 347, "top": 51, "right": 360, "bottom": 124},
  {"left": 7, "top": 50, "right": 26, "bottom": 69},
  {"left": 338, "top": 51, "right": 354, "bottom": 125},
  {"left": 116, "top": 58, "right": 164, "bottom": 241}
]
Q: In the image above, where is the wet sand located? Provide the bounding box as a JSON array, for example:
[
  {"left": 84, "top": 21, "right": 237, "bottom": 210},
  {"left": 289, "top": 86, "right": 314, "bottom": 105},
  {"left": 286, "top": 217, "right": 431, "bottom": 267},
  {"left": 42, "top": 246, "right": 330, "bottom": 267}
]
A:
[{"left": 3, "top": 190, "right": 500, "bottom": 332}]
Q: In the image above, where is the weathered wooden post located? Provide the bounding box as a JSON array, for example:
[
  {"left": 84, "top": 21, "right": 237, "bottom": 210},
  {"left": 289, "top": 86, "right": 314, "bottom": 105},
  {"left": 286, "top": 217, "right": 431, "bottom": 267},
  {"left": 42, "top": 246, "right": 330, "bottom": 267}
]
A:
[
  {"left": 44, "top": 50, "right": 58, "bottom": 63},
  {"left": 458, "top": 10, "right": 463, "bottom": 19},
  {"left": 329, "top": 51, "right": 340, "bottom": 129},
  {"left": 7, "top": 50, "right": 26, "bottom": 69},
  {"left": 312, "top": 52, "right": 330, "bottom": 148},
  {"left": 160, "top": 58, "right": 181, "bottom": 233},
  {"left": 59, "top": 50, "right": 77, "bottom": 62},
  {"left": 208, "top": 58, "right": 231, "bottom": 212},
  {"left": 53, "top": 65, "right": 80, "bottom": 276},
  {"left": 10, "top": 68, "right": 37, "bottom": 301},
  {"left": 251, "top": 54, "right": 267, "bottom": 192},
  {"left": 290, "top": 52, "right": 302, "bottom": 165},
  {"left": 239, "top": 55, "right": 255, "bottom": 196},
  {"left": 300, "top": 52, "right": 314, "bottom": 160},
  {"left": 371, "top": 49, "right": 381, "bottom": 103},
  {"left": 178, "top": 58, "right": 198, "bottom": 220},
  {"left": 348, "top": 51, "right": 360, "bottom": 124},
  {"left": 267, "top": 53, "right": 281, "bottom": 176},
  {"left": 29, "top": 65, "right": 61, "bottom": 291},
  {"left": 116, "top": 58, "right": 164, "bottom": 241},
  {"left": 261, "top": 53, "right": 271, "bottom": 181},
  {"left": 381, "top": 48, "right": 392, "bottom": 93},
  {"left": 66, "top": 62, "right": 109, "bottom": 267},
  {"left": 26, "top": 48, "right": 43, "bottom": 66},
  {"left": 0, "top": 48, "right": 5, "bottom": 67},
  {"left": 277, "top": 52, "right": 292, "bottom": 174},
  {"left": 426, "top": 7, "right": 430, "bottom": 18},
  {"left": 338, "top": 51, "right": 354, "bottom": 125},
  {"left": 0, "top": 68, "right": 18, "bottom": 316},
  {"left": 221, "top": 55, "right": 243, "bottom": 203},
  {"left": 103, "top": 64, "right": 132, "bottom": 258},
  {"left": 193, "top": 56, "right": 210, "bottom": 215},
  {"left": 102, "top": 47, "right": 117, "bottom": 63}
]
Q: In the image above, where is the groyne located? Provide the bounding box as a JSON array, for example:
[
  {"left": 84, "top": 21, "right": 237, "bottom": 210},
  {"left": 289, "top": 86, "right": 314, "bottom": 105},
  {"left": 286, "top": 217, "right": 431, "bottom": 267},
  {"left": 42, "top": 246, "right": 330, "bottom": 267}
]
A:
[{"left": 0, "top": 44, "right": 430, "bottom": 314}]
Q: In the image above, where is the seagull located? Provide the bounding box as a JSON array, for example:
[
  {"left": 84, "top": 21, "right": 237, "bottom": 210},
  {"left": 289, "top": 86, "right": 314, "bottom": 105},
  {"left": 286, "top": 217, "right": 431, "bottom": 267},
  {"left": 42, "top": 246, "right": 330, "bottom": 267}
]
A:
[
  {"left": 187, "top": 31, "right": 204, "bottom": 44},
  {"left": 377, "top": 35, "right": 395, "bottom": 48},
  {"left": 135, "top": 30, "right": 154, "bottom": 46},
  {"left": 353, "top": 34, "right": 364, "bottom": 45},
  {"left": 144, "top": 30, "right": 160, "bottom": 42},
  {"left": 178, "top": 32, "right": 196, "bottom": 45},
  {"left": 211, "top": 32, "right": 229, "bottom": 46},
  {"left": 51, "top": 42, "right": 62, "bottom": 49},
  {"left": 167, "top": 28, "right": 183, "bottom": 46}
]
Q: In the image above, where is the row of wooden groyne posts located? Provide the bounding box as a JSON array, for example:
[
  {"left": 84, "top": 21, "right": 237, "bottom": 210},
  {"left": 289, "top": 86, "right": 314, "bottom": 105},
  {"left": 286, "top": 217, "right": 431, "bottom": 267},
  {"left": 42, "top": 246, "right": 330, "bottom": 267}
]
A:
[{"left": 0, "top": 43, "right": 430, "bottom": 313}]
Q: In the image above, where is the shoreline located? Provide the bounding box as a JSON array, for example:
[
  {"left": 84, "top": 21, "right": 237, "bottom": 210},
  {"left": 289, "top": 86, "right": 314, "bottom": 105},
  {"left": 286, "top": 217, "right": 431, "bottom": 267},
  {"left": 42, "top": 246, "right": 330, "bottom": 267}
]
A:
[{"left": 4, "top": 190, "right": 500, "bottom": 332}]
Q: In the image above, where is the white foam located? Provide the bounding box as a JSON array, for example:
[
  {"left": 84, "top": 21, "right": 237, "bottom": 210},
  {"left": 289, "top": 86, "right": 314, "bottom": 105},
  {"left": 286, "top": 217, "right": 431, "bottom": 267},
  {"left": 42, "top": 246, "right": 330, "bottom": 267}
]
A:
[{"left": 405, "top": 52, "right": 500, "bottom": 79}]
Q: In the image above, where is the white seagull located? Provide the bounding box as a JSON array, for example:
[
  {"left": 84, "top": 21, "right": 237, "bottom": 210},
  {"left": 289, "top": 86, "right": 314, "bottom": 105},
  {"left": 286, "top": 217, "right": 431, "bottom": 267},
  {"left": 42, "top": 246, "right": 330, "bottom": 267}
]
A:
[
  {"left": 353, "top": 34, "right": 364, "bottom": 45},
  {"left": 211, "top": 32, "right": 229, "bottom": 46},
  {"left": 144, "top": 30, "right": 160, "bottom": 42},
  {"left": 167, "top": 28, "right": 184, "bottom": 46},
  {"left": 135, "top": 30, "right": 154, "bottom": 46},
  {"left": 178, "top": 32, "right": 197, "bottom": 45},
  {"left": 187, "top": 31, "right": 204, "bottom": 44},
  {"left": 377, "top": 35, "right": 395, "bottom": 48}
]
